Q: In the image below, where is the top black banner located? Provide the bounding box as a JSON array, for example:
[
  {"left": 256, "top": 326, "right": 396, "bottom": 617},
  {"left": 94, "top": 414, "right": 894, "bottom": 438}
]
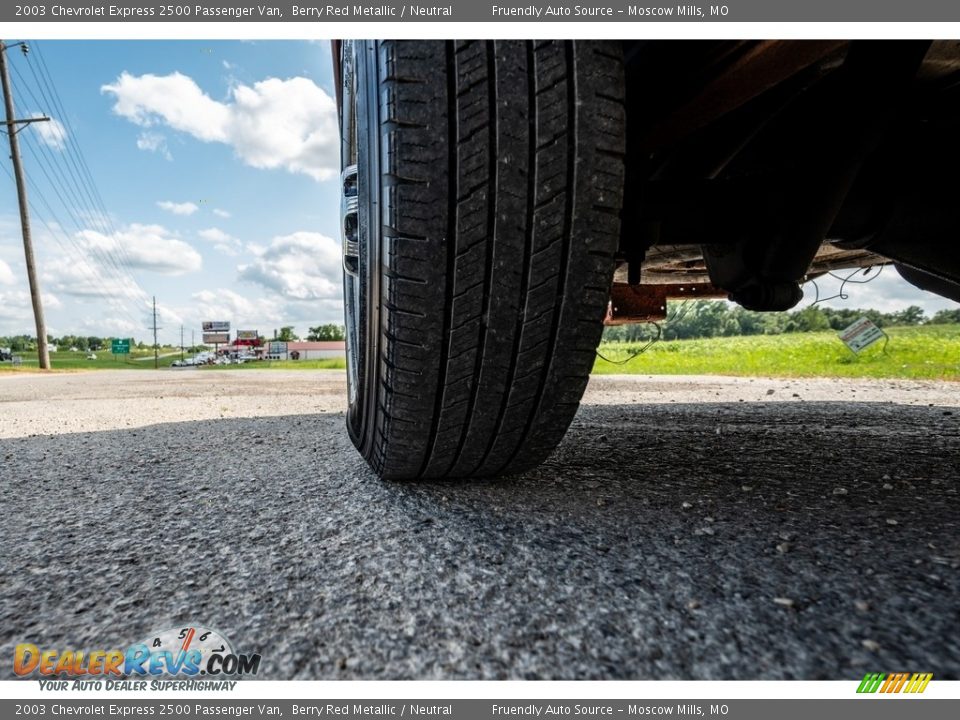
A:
[{"left": 6, "top": 0, "right": 960, "bottom": 22}]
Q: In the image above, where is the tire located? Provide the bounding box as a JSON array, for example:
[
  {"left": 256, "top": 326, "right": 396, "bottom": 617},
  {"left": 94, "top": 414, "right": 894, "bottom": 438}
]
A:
[{"left": 340, "top": 40, "right": 625, "bottom": 479}]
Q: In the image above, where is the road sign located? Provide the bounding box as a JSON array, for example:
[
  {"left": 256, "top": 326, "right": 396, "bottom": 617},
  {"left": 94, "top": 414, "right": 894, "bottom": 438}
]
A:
[
  {"left": 202, "top": 321, "right": 230, "bottom": 333},
  {"left": 839, "top": 318, "right": 886, "bottom": 353},
  {"left": 111, "top": 339, "right": 130, "bottom": 355}
]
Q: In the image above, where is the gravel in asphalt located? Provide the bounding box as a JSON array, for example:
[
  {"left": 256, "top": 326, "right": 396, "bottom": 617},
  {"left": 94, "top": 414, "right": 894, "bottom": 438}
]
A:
[{"left": 1, "top": 371, "right": 958, "bottom": 679}]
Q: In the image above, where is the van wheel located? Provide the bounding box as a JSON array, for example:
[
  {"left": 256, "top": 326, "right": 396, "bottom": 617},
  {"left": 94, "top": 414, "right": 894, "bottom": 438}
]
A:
[{"left": 340, "top": 40, "right": 625, "bottom": 479}]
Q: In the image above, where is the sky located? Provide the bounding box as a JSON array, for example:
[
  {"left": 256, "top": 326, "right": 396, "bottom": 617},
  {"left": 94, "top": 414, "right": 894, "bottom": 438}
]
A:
[
  {"left": 0, "top": 40, "right": 956, "bottom": 346},
  {"left": 0, "top": 40, "right": 341, "bottom": 347}
]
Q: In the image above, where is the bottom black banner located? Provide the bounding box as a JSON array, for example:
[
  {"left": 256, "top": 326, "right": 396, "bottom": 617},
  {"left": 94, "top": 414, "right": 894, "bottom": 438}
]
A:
[{"left": 2, "top": 700, "right": 958, "bottom": 720}]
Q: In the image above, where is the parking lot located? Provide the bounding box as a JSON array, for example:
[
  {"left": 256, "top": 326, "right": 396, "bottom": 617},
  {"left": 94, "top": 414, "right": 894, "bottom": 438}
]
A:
[{"left": 1, "top": 370, "right": 958, "bottom": 678}]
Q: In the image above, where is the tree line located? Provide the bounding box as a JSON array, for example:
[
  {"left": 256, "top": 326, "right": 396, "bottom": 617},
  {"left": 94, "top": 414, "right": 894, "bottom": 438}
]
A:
[
  {"left": 602, "top": 302, "right": 960, "bottom": 343},
  {"left": 1, "top": 324, "right": 348, "bottom": 351},
  {"left": 0, "top": 334, "right": 110, "bottom": 352}
]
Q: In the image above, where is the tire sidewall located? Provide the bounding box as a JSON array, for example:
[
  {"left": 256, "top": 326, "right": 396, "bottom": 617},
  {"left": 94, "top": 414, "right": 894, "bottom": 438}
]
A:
[{"left": 342, "top": 40, "right": 382, "bottom": 455}]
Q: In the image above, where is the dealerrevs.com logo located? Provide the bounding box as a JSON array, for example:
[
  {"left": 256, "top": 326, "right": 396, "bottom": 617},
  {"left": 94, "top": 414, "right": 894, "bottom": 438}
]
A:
[{"left": 14, "top": 626, "right": 261, "bottom": 678}]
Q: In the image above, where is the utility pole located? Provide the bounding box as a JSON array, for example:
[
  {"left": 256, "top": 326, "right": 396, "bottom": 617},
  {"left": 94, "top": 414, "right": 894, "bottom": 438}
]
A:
[
  {"left": 150, "top": 296, "right": 161, "bottom": 369},
  {"left": 180, "top": 325, "right": 184, "bottom": 361},
  {"left": 1, "top": 41, "right": 51, "bottom": 370}
]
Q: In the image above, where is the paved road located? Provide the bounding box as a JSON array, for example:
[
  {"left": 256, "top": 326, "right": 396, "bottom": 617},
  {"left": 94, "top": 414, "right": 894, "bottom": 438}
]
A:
[{"left": 1, "top": 371, "right": 958, "bottom": 679}]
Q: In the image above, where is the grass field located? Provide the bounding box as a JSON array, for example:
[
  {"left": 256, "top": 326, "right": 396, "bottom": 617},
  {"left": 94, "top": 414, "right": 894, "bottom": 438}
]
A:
[
  {"left": 0, "top": 348, "right": 185, "bottom": 371},
  {"left": 3, "top": 326, "right": 957, "bottom": 380},
  {"left": 593, "top": 324, "right": 960, "bottom": 380},
  {"left": 0, "top": 350, "right": 346, "bottom": 372}
]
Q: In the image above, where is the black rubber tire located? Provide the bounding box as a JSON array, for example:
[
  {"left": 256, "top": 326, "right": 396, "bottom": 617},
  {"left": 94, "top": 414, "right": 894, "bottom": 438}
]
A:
[{"left": 342, "top": 40, "right": 625, "bottom": 479}]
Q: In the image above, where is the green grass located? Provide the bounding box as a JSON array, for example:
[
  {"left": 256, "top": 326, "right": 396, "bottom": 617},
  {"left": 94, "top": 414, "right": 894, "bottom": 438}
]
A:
[
  {"left": 0, "top": 350, "right": 346, "bottom": 372},
  {"left": 593, "top": 324, "right": 960, "bottom": 380},
  {"left": 3, "top": 326, "right": 957, "bottom": 380},
  {"left": 0, "top": 349, "right": 184, "bottom": 371}
]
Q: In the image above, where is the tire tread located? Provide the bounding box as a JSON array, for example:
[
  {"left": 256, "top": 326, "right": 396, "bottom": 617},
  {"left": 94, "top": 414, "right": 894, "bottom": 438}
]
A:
[{"left": 357, "top": 40, "right": 625, "bottom": 479}]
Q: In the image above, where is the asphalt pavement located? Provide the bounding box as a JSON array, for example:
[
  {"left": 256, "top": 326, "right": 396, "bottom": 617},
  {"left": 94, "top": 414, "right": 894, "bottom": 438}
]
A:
[{"left": 1, "top": 371, "right": 958, "bottom": 679}]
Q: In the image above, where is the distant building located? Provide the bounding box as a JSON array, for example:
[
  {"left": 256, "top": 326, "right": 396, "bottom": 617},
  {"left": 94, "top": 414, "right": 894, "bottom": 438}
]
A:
[
  {"left": 284, "top": 341, "right": 345, "bottom": 360},
  {"left": 258, "top": 341, "right": 346, "bottom": 360}
]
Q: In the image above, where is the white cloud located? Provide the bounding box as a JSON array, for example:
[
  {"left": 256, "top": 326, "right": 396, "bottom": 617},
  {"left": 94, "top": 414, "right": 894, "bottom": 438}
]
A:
[
  {"left": 237, "top": 231, "right": 342, "bottom": 301},
  {"left": 188, "top": 288, "right": 284, "bottom": 327},
  {"left": 213, "top": 208, "right": 231, "bottom": 218},
  {"left": 102, "top": 71, "right": 339, "bottom": 181},
  {"left": 198, "top": 227, "right": 232, "bottom": 242},
  {"left": 42, "top": 256, "right": 144, "bottom": 300},
  {"left": 155, "top": 301, "right": 185, "bottom": 327},
  {"left": 198, "top": 227, "right": 242, "bottom": 256},
  {"left": 75, "top": 315, "right": 141, "bottom": 336},
  {"left": 178, "top": 287, "right": 342, "bottom": 338},
  {"left": 32, "top": 115, "right": 68, "bottom": 151},
  {"left": 157, "top": 200, "right": 199, "bottom": 216},
  {"left": 137, "top": 131, "right": 172, "bottom": 160},
  {"left": 77, "top": 224, "right": 202, "bottom": 275},
  {"left": 808, "top": 267, "right": 959, "bottom": 315},
  {"left": 0, "top": 258, "right": 16, "bottom": 286},
  {"left": 103, "top": 72, "right": 230, "bottom": 141},
  {"left": 0, "top": 290, "right": 61, "bottom": 324}
]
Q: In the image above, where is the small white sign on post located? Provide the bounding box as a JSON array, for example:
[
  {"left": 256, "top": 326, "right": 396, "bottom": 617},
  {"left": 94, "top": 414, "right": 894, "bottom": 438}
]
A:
[{"left": 838, "top": 317, "right": 886, "bottom": 353}]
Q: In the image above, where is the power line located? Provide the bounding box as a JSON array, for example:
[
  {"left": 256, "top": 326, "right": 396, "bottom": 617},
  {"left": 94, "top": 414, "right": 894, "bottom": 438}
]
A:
[
  {"left": 10, "top": 61, "right": 146, "bottom": 296},
  {"left": 31, "top": 41, "right": 142, "bottom": 276},
  {"left": 16, "top": 155, "right": 150, "bottom": 327},
  {"left": 10, "top": 59, "right": 120, "bottom": 254},
  {"left": 9, "top": 44, "right": 148, "bottom": 291},
  {"left": 0, "top": 160, "right": 147, "bottom": 333},
  {"left": 4, "top": 43, "right": 156, "bottom": 325},
  {"left": 20, "top": 129, "right": 141, "bottom": 295},
  {"left": 24, "top": 45, "right": 116, "bottom": 238}
]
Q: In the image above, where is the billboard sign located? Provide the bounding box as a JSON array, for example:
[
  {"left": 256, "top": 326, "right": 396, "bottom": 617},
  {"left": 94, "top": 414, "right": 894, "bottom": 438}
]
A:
[
  {"left": 268, "top": 341, "right": 287, "bottom": 355},
  {"left": 236, "top": 330, "right": 258, "bottom": 341},
  {"left": 202, "top": 333, "right": 230, "bottom": 345},
  {"left": 202, "top": 321, "right": 230, "bottom": 333}
]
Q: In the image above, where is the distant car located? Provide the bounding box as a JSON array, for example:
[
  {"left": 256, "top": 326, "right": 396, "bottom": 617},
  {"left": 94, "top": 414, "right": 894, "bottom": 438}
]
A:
[{"left": 86, "top": 353, "right": 97, "bottom": 360}]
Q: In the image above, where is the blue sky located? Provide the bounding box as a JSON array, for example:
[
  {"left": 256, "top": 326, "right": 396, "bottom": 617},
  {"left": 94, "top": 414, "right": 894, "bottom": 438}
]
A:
[
  {"left": 0, "top": 40, "right": 341, "bottom": 346},
  {"left": 0, "top": 40, "right": 955, "bottom": 346}
]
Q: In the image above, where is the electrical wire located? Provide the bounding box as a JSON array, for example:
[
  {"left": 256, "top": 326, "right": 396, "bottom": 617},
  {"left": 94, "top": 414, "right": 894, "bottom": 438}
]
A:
[
  {"left": 26, "top": 45, "right": 118, "bottom": 238},
  {"left": 17, "top": 127, "right": 152, "bottom": 320},
  {"left": 6, "top": 163, "right": 148, "bottom": 332},
  {"left": 596, "top": 322, "right": 662, "bottom": 364},
  {"left": 596, "top": 297, "right": 695, "bottom": 365},
  {"left": 5, "top": 45, "right": 156, "bottom": 325},
  {"left": 12, "top": 45, "right": 148, "bottom": 296},
  {"left": 806, "top": 264, "right": 884, "bottom": 306}
]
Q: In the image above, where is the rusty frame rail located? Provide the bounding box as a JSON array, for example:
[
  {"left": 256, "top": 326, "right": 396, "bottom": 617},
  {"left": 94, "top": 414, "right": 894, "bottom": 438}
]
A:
[{"left": 605, "top": 282, "right": 729, "bottom": 325}]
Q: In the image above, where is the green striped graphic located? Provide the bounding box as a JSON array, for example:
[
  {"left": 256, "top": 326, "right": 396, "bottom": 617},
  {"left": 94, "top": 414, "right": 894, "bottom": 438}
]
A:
[{"left": 857, "top": 672, "right": 886, "bottom": 693}]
